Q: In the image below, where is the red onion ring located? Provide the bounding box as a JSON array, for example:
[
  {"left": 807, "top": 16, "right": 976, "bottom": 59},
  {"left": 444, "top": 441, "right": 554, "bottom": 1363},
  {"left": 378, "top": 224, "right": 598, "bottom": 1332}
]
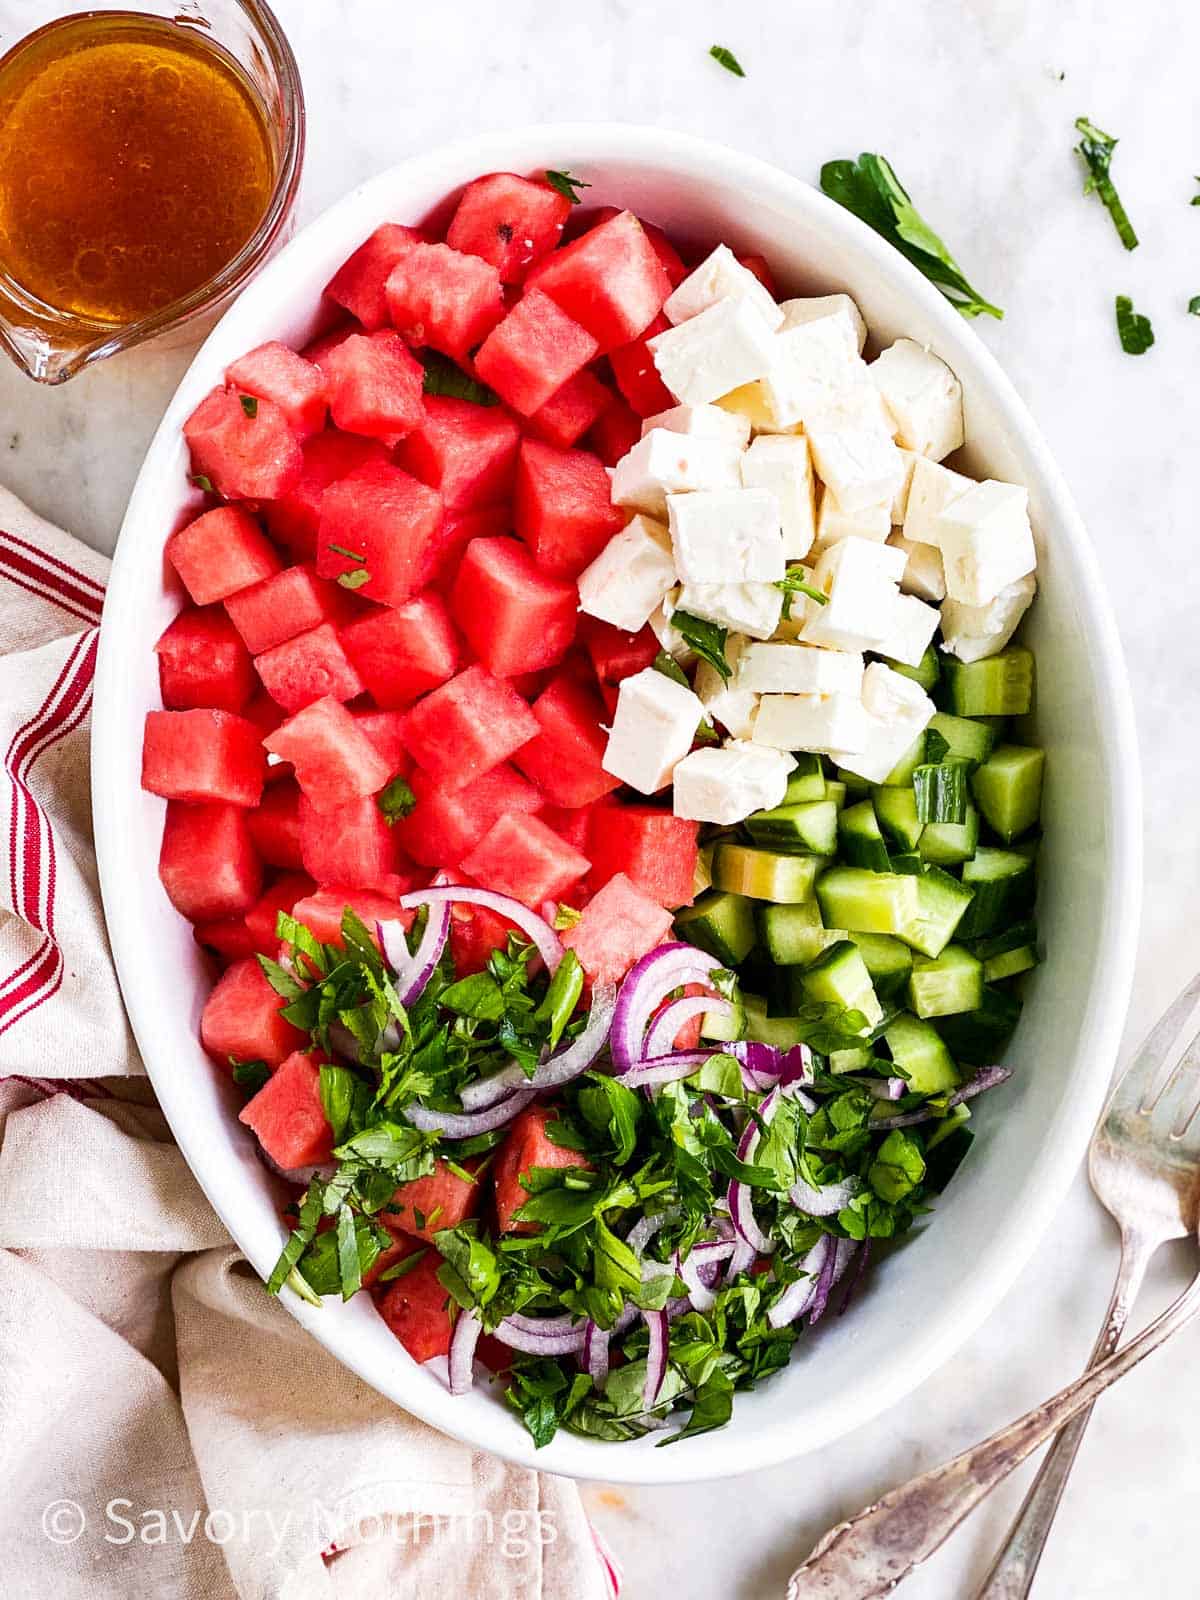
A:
[
  {"left": 458, "top": 982, "right": 616, "bottom": 1112},
  {"left": 788, "top": 1176, "right": 860, "bottom": 1218},
  {"left": 380, "top": 900, "right": 451, "bottom": 1006},
  {"left": 867, "top": 1064, "right": 1012, "bottom": 1128},
  {"left": 583, "top": 1320, "right": 610, "bottom": 1391},
  {"left": 642, "top": 1308, "right": 669, "bottom": 1409},
  {"left": 404, "top": 1085, "right": 535, "bottom": 1140},
  {"left": 643, "top": 995, "right": 733, "bottom": 1059},
  {"left": 621, "top": 1051, "right": 717, "bottom": 1090},
  {"left": 809, "top": 1237, "right": 858, "bottom": 1325},
  {"left": 767, "top": 1236, "right": 832, "bottom": 1329},
  {"left": 728, "top": 1088, "right": 780, "bottom": 1255},
  {"left": 610, "top": 943, "right": 723, "bottom": 1071},
  {"left": 495, "top": 1314, "right": 588, "bottom": 1355},
  {"left": 677, "top": 1239, "right": 735, "bottom": 1312},
  {"left": 448, "top": 1308, "right": 481, "bottom": 1394},
  {"left": 399, "top": 886, "right": 563, "bottom": 973}
]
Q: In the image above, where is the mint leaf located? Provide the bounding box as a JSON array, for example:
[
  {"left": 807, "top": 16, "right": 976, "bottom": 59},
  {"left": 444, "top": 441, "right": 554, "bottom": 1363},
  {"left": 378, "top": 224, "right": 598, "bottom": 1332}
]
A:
[
  {"left": 709, "top": 45, "right": 745, "bottom": 77},
  {"left": 230, "top": 1056, "right": 270, "bottom": 1094},
  {"left": 545, "top": 170, "right": 592, "bottom": 206},
  {"left": 1074, "top": 117, "right": 1138, "bottom": 250},
  {"left": 377, "top": 774, "right": 416, "bottom": 824},
  {"left": 670, "top": 610, "right": 731, "bottom": 681},
  {"left": 239, "top": 393, "right": 258, "bottom": 418},
  {"left": 1115, "top": 294, "right": 1154, "bottom": 355},
  {"left": 421, "top": 350, "right": 498, "bottom": 405}
]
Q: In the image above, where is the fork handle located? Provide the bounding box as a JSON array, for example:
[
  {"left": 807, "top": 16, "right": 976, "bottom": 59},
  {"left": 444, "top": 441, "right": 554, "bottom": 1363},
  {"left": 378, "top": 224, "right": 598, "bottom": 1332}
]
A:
[
  {"left": 785, "top": 1264, "right": 1200, "bottom": 1600},
  {"left": 973, "top": 1227, "right": 1154, "bottom": 1600}
]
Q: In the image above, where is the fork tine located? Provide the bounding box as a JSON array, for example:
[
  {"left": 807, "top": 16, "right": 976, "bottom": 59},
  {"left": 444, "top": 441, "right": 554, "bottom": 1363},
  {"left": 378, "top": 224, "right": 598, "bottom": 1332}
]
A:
[
  {"left": 1128, "top": 969, "right": 1200, "bottom": 1114},
  {"left": 1147, "top": 1025, "right": 1200, "bottom": 1140}
]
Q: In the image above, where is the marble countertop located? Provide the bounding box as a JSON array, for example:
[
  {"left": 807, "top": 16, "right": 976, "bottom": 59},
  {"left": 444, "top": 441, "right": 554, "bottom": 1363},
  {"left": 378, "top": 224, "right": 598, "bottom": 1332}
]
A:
[{"left": 4, "top": 0, "right": 1198, "bottom": 1593}]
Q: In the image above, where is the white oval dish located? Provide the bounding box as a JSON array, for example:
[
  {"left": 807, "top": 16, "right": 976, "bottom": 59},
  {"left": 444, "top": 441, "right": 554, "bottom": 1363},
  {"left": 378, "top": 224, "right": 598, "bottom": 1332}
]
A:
[{"left": 92, "top": 124, "right": 1142, "bottom": 1485}]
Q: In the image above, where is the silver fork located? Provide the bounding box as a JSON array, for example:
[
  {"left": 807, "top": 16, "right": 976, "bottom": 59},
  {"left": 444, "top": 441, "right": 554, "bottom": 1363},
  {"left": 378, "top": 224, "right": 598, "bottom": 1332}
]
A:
[{"left": 785, "top": 970, "right": 1200, "bottom": 1600}]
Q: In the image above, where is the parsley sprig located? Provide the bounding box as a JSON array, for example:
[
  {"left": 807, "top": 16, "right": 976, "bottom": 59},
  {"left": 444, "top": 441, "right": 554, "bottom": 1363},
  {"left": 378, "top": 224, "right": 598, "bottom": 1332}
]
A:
[{"left": 1074, "top": 117, "right": 1139, "bottom": 251}]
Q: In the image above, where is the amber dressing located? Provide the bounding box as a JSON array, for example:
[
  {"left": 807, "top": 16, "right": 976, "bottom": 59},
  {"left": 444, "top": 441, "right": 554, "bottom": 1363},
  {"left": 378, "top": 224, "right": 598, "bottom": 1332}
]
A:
[{"left": 0, "top": 12, "right": 275, "bottom": 327}]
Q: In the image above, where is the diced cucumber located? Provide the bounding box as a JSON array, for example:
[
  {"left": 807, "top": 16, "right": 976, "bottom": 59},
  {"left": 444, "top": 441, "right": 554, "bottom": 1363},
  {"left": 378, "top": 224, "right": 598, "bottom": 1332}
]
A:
[
  {"left": 847, "top": 931, "right": 913, "bottom": 999},
  {"left": 918, "top": 804, "right": 980, "bottom": 866},
  {"left": 912, "top": 756, "right": 971, "bottom": 824},
  {"left": 927, "top": 711, "right": 998, "bottom": 769},
  {"left": 742, "top": 993, "right": 806, "bottom": 1047},
  {"left": 883, "top": 1014, "right": 960, "bottom": 1093},
  {"left": 944, "top": 647, "right": 1034, "bottom": 718},
  {"left": 873, "top": 785, "right": 924, "bottom": 851},
  {"left": 885, "top": 645, "right": 941, "bottom": 693},
  {"left": 926, "top": 1101, "right": 972, "bottom": 1151},
  {"left": 757, "top": 900, "right": 835, "bottom": 965},
  {"left": 838, "top": 800, "right": 891, "bottom": 871},
  {"left": 783, "top": 753, "right": 826, "bottom": 804},
  {"left": 971, "top": 744, "right": 1045, "bottom": 842},
  {"left": 815, "top": 866, "right": 921, "bottom": 936},
  {"left": 675, "top": 889, "right": 757, "bottom": 964},
  {"left": 968, "top": 918, "right": 1037, "bottom": 961},
  {"left": 793, "top": 940, "right": 882, "bottom": 1028},
  {"left": 956, "top": 848, "right": 1035, "bottom": 940},
  {"left": 713, "top": 843, "right": 822, "bottom": 903},
  {"left": 897, "top": 865, "right": 975, "bottom": 958},
  {"left": 694, "top": 843, "right": 714, "bottom": 897},
  {"left": 824, "top": 780, "right": 848, "bottom": 810},
  {"left": 834, "top": 765, "right": 872, "bottom": 797},
  {"left": 701, "top": 995, "right": 746, "bottom": 1042},
  {"left": 829, "top": 1045, "right": 872, "bottom": 1073},
  {"left": 881, "top": 731, "right": 926, "bottom": 786},
  {"left": 908, "top": 944, "right": 984, "bottom": 1018},
  {"left": 935, "top": 985, "right": 1022, "bottom": 1062},
  {"left": 891, "top": 851, "right": 923, "bottom": 873},
  {"left": 746, "top": 799, "right": 839, "bottom": 855},
  {"left": 983, "top": 945, "right": 1038, "bottom": 982}
]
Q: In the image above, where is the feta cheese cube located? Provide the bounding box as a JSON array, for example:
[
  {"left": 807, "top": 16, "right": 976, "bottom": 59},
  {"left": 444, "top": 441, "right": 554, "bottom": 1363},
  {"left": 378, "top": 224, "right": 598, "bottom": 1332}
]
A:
[
  {"left": 734, "top": 640, "right": 864, "bottom": 696},
  {"left": 649, "top": 589, "right": 695, "bottom": 664},
  {"left": 611, "top": 429, "right": 743, "bottom": 517},
  {"left": 667, "top": 487, "right": 785, "bottom": 583},
  {"left": 714, "top": 381, "right": 779, "bottom": 433},
  {"left": 649, "top": 297, "right": 778, "bottom": 406},
  {"left": 934, "top": 480, "right": 1037, "bottom": 606},
  {"left": 664, "top": 243, "right": 785, "bottom": 330},
  {"left": 779, "top": 294, "right": 868, "bottom": 353},
  {"left": 902, "top": 456, "right": 972, "bottom": 545},
  {"left": 695, "top": 651, "right": 759, "bottom": 738},
  {"left": 813, "top": 488, "right": 892, "bottom": 554},
  {"left": 759, "top": 317, "right": 866, "bottom": 429},
  {"left": 602, "top": 667, "right": 705, "bottom": 794},
  {"left": 799, "top": 536, "right": 906, "bottom": 653},
  {"left": 752, "top": 692, "right": 870, "bottom": 754},
  {"left": 805, "top": 406, "right": 907, "bottom": 513},
  {"left": 640, "top": 403, "right": 751, "bottom": 449},
  {"left": 887, "top": 531, "right": 947, "bottom": 603},
  {"left": 827, "top": 663, "right": 935, "bottom": 784},
  {"left": 868, "top": 339, "right": 964, "bottom": 461},
  {"left": 940, "top": 573, "right": 1036, "bottom": 663},
  {"left": 577, "top": 514, "right": 676, "bottom": 632},
  {"left": 876, "top": 591, "right": 941, "bottom": 667},
  {"left": 672, "top": 740, "right": 793, "bottom": 823},
  {"left": 676, "top": 580, "right": 783, "bottom": 640},
  {"left": 739, "top": 434, "right": 817, "bottom": 558},
  {"left": 891, "top": 448, "right": 921, "bottom": 524}
]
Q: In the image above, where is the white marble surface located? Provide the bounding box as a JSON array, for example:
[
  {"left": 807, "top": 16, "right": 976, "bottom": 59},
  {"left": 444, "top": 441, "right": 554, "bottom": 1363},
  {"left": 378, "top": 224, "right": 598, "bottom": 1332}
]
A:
[{"left": 4, "top": 0, "right": 1199, "bottom": 1593}]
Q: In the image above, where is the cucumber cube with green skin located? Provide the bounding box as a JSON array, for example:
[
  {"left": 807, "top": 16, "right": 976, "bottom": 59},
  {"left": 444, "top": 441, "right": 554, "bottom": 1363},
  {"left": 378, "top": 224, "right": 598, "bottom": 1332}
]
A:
[
  {"left": 847, "top": 931, "right": 913, "bottom": 999},
  {"left": 908, "top": 944, "right": 984, "bottom": 1018},
  {"left": 794, "top": 940, "right": 882, "bottom": 1028},
  {"left": 838, "top": 800, "right": 891, "bottom": 871},
  {"left": 928, "top": 711, "right": 997, "bottom": 769},
  {"left": 829, "top": 1045, "right": 873, "bottom": 1073},
  {"left": 983, "top": 945, "right": 1038, "bottom": 982},
  {"left": 897, "top": 865, "right": 975, "bottom": 958},
  {"left": 834, "top": 765, "right": 872, "bottom": 797},
  {"left": 919, "top": 804, "right": 980, "bottom": 866},
  {"left": 674, "top": 889, "right": 757, "bottom": 964},
  {"left": 714, "top": 843, "right": 821, "bottom": 903},
  {"left": 694, "top": 844, "right": 714, "bottom": 897},
  {"left": 742, "top": 993, "right": 807, "bottom": 1047},
  {"left": 971, "top": 744, "right": 1045, "bottom": 842},
  {"left": 783, "top": 753, "right": 826, "bottom": 804},
  {"left": 885, "top": 645, "right": 940, "bottom": 693},
  {"left": 944, "top": 647, "right": 1034, "bottom": 718},
  {"left": 746, "top": 799, "right": 839, "bottom": 855},
  {"left": 935, "top": 985, "right": 1022, "bottom": 1063},
  {"left": 881, "top": 731, "right": 926, "bottom": 787},
  {"left": 701, "top": 995, "right": 746, "bottom": 1042},
  {"left": 925, "top": 1101, "right": 971, "bottom": 1151},
  {"left": 815, "top": 867, "right": 921, "bottom": 936},
  {"left": 824, "top": 780, "right": 848, "bottom": 810},
  {"left": 873, "top": 785, "right": 924, "bottom": 851},
  {"left": 758, "top": 900, "right": 831, "bottom": 964},
  {"left": 883, "top": 1014, "right": 960, "bottom": 1093},
  {"left": 956, "top": 848, "right": 1035, "bottom": 940}
]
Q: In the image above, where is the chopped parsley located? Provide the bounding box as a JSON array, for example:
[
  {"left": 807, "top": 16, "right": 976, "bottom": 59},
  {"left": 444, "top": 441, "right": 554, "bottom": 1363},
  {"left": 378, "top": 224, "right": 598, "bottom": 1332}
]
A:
[
  {"left": 230, "top": 1056, "right": 270, "bottom": 1094},
  {"left": 709, "top": 45, "right": 746, "bottom": 77},
  {"left": 421, "top": 350, "right": 498, "bottom": 406},
  {"left": 336, "top": 569, "right": 371, "bottom": 590},
  {"left": 1191, "top": 177, "right": 1200, "bottom": 207},
  {"left": 1074, "top": 117, "right": 1138, "bottom": 250},
  {"left": 1188, "top": 296, "right": 1200, "bottom": 317},
  {"left": 545, "top": 170, "right": 592, "bottom": 206},
  {"left": 669, "top": 610, "right": 731, "bottom": 681},
  {"left": 775, "top": 570, "right": 828, "bottom": 621},
  {"left": 189, "top": 472, "right": 215, "bottom": 494},
  {"left": 377, "top": 775, "right": 416, "bottom": 824},
  {"left": 1115, "top": 294, "right": 1154, "bottom": 355},
  {"left": 238, "top": 393, "right": 258, "bottom": 419}
]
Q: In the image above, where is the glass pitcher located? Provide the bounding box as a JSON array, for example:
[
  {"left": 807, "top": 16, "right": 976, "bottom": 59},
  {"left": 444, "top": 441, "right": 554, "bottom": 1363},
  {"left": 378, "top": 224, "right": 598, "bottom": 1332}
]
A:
[{"left": 0, "top": 0, "right": 304, "bottom": 384}]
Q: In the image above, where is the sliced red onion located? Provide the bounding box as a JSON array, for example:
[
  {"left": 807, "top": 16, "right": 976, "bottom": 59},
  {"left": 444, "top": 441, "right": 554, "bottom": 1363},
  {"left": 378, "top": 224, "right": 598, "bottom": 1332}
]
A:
[
  {"left": 855, "top": 1075, "right": 907, "bottom": 1101},
  {"left": 632, "top": 1409, "right": 675, "bottom": 1432},
  {"left": 326, "top": 1020, "right": 361, "bottom": 1062},
  {"left": 727, "top": 1233, "right": 757, "bottom": 1278},
  {"left": 404, "top": 1086, "right": 535, "bottom": 1140},
  {"left": 610, "top": 943, "right": 723, "bottom": 1071},
  {"left": 377, "top": 917, "right": 413, "bottom": 978},
  {"left": 448, "top": 1308, "right": 481, "bottom": 1394},
  {"left": 387, "top": 900, "right": 451, "bottom": 1005},
  {"left": 867, "top": 1064, "right": 1013, "bottom": 1129},
  {"left": 258, "top": 1150, "right": 335, "bottom": 1188},
  {"left": 728, "top": 1089, "right": 779, "bottom": 1256},
  {"left": 644, "top": 995, "right": 732, "bottom": 1058},
  {"left": 613, "top": 1302, "right": 639, "bottom": 1336},
  {"left": 458, "top": 1062, "right": 528, "bottom": 1112},
  {"left": 677, "top": 1239, "right": 736, "bottom": 1312},
  {"left": 505, "top": 1310, "right": 584, "bottom": 1339},
  {"left": 622, "top": 1051, "right": 716, "bottom": 1090},
  {"left": 788, "top": 1175, "right": 860, "bottom": 1218},
  {"left": 767, "top": 1236, "right": 832, "bottom": 1329},
  {"left": 583, "top": 1320, "right": 610, "bottom": 1391},
  {"left": 804, "top": 1234, "right": 841, "bottom": 1324},
  {"left": 399, "top": 886, "right": 563, "bottom": 974},
  {"left": 459, "top": 981, "right": 616, "bottom": 1111},
  {"left": 839, "top": 1238, "right": 872, "bottom": 1316},
  {"left": 495, "top": 1314, "right": 587, "bottom": 1355},
  {"left": 810, "top": 1238, "right": 859, "bottom": 1326},
  {"left": 642, "top": 1308, "right": 669, "bottom": 1409},
  {"left": 626, "top": 1210, "right": 676, "bottom": 1256}
]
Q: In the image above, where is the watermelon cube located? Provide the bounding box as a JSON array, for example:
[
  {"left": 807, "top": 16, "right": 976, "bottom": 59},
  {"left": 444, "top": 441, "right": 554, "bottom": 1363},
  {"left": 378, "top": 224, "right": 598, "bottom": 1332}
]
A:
[
  {"left": 514, "top": 438, "right": 623, "bottom": 577},
  {"left": 244, "top": 873, "right": 316, "bottom": 955},
  {"left": 142, "top": 708, "right": 266, "bottom": 807},
  {"left": 316, "top": 460, "right": 444, "bottom": 609},
  {"left": 525, "top": 210, "right": 671, "bottom": 351},
  {"left": 473, "top": 288, "right": 599, "bottom": 416},
  {"left": 738, "top": 252, "right": 778, "bottom": 295},
  {"left": 460, "top": 813, "right": 589, "bottom": 907},
  {"left": 289, "top": 887, "right": 411, "bottom": 949},
  {"left": 511, "top": 674, "right": 621, "bottom": 807},
  {"left": 398, "top": 665, "right": 537, "bottom": 792},
  {"left": 447, "top": 899, "right": 521, "bottom": 976},
  {"left": 525, "top": 369, "right": 613, "bottom": 450},
  {"left": 320, "top": 330, "right": 426, "bottom": 441},
  {"left": 225, "top": 342, "right": 328, "bottom": 438},
  {"left": 194, "top": 916, "right": 257, "bottom": 962},
  {"left": 591, "top": 205, "right": 689, "bottom": 287},
  {"left": 325, "top": 222, "right": 424, "bottom": 329},
  {"left": 183, "top": 386, "right": 303, "bottom": 500},
  {"left": 376, "top": 1249, "right": 453, "bottom": 1361},
  {"left": 384, "top": 241, "right": 504, "bottom": 358},
  {"left": 254, "top": 622, "right": 365, "bottom": 714},
  {"left": 579, "top": 615, "right": 660, "bottom": 684},
  {"left": 200, "top": 955, "right": 306, "bottom": 1066},
  {"left": 298, "top": 792, "right": 404, "bottom": 890},
  {"left": 493, "top": 1105, "right": 592, "bottom": 1233},
  {"left": 340, "top": 593, "right": 461, "bottom": 709},
  {"left": 421, "top": 503, "right": 512, "bottom": 589},
  {"left": 247, "top": 779, "right": 304, "bottom": 869},
  {"left": 361, "top": 1232, "right": 421, "bottom": 1291},
  {"left": 159, "top": 801, "right": 261, "bottom": 921},
  {"left": 224, "top": 564, "right": 352, "bottom": 657},
  {"left": 238, "top": 1049, "right": 334, "bottom": 1169},
  {"left": 263, "top": 430, "right": 388, "bottom": 558},
  {"left": 264, "top": 697, "right": 393, "bottom": 814},
  {"left": 155, "top": 606, "right": 255, "bottom": 713},
  {"left": 393, "top": 396, "right": 520, "bottom": 511},
  {"left": 167, "top": 506, "right": 281, "bottom": 606},
  {"left": 560, "top": 871, "right": 674, "bottom": 985},
  {"left": 396, "top": 761, "right": 542, "bottom": 868},
  {"left": 587, "top": 396, "right": 642, "bottom": 466},
  {"left": 352, "top": 711, "right": 410, "bottom": 775},
  {"left": 588, "top": 804, "right": 698, "bottom": 908},
  {"left": 450, "top": 536, "right": 577, "bottom": 676},
  {"left": 446, "top": 172, "right": 570, "bottom": 282},
  {"left": 386, "top": 1157, "right": 482, "bottom": 1241},
  {"left": 540, "top": 802, "right": 600, "bottom": 853},
  {"left": 608, "top": 313, "right": 675, "bottom": 417}
]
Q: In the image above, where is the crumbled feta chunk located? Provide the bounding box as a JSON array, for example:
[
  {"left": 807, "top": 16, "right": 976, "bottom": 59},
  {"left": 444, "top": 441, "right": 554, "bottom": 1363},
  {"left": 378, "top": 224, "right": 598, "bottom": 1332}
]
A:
[
  {"left": 891, "top": 449, "right": 921, "bottom": 524},
  {"left": 694, "top": 652, "right": 759, "bottom": 738},
  {"left": 739, "top": 434, "right": 817, "bottom": 558},
  {"left": 869, "top": 339, "right": 964, "bottom": 461},
  {"left": 887, "top": 530, "right": 947, "bottom": 603},
  {"left": 934, "top": 480, "right": 1037, "bottom": 606},
  {"left": 664, "top": 243, "right": 785, "bottom": 330},
  {"left": 577, "top": 514, "right": 676, "bottom": 632},
  {"left": 940, "top": 573, "right": 1037, "bottom": 663},
  {"left": 640, "top": 403, "right": 751, "bottom": 449},
  {"left": 734, "top": 640, "right": 864, "bottom": 696},
  {"left": 602, "top": 667, "right": 704, "bottom": 794},
  {"left": 902, "top": 456, "right": 972, "bottom": 545},
  {"left": 611, "top": 429, "right": 743, "bottom": 516},
  {"left": 649, "top": 297, "right": 778, "bottom": 406},
  {"left": 752, "top": 692, "right": 870, "bottom": 755},
  {"left": 759, "top": 318, "right": 866, "bottom": 430},
  {"left": 779, "top": 294, "right": 867, "bottom": 353},
  {"left": 828, "top": 663, "right": 935, "bottom": 783},
  {"left": 648, "top": 590, "right": 695, "bottom": 663},
  {"left": 799, "top": 536, "right": 906, "bottom": 653},
  {"left": 676, "top": 579, "right": 784, "bottom": 640},
  {"left": 877, "top": 591, "right": 941, "bottom": 667},
  {"left": 667, "top": 487, "right": 785, "bottom": 583},
  {"left": 672, "top": 740, "right": 793, "bottom": 823},
  {"left": 805, "top": 404, "right": 907, "bottom": 513},
  {"left": 813, "top": 488, "right": 892, "bottom": 554}
]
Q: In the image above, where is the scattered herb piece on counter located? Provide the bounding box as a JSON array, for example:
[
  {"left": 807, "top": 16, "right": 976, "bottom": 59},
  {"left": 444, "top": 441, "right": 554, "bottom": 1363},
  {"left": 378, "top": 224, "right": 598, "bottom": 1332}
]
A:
[
  {"left": 1188, "top": 296, "right": 1200, "bottom": 316},
  {"left": 819, "top": 152, "right": 1003, "bottom": 319},
  {"left": 1115, "top": 294, "right": 1154, "bottom": 354},
  {"left": 709, "top": 45, "right": 746, "bottom": 78},
  {"left": 238, "top": 393, "right": 258, "bottom": 418},
  {"left": 1191, "top": 177, "right": 1200, "bottom": 207},
  {"left": 1074, "top": 117, "right": 1138, "bottom": 250},
  {"left": 421, "top": 350, "right": 498, "bottom": 405},
  {"left": 670, "top": 610, "right": 732, "bottom": 680},
  {"left": 545, "top": 169, "right": 591, "bottom": 206}
]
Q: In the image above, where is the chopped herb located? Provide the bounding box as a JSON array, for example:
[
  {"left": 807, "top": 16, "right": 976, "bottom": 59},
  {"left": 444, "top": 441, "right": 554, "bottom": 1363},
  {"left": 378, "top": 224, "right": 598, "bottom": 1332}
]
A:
[
  {"left": 230, "top": 1056, "right": 270, "bottom": 1094},
  {"left": 377, "top": 1246, "right": 428, "bottom": 1283},
  {"left": 545, "top": 169, "right": 592, "bottom": 206},
  {"left": 1074, "top": 117, "right": 1138, "bottom": 250},
  {"left": 189, "top": 472, "right": 215, "bottom": 494},
  {"left": 652, "top": 650, "right": 691, "bottom": 688},
  {"left": 377, "top": 774, "right": 416, "bottom": 824},
  {"left": 1191, "top": 177, "right": 1200, "bottom": 207},
  {"left": 336, "top": 569, "right": 371, "bottom": 590},
  {"left": 709, "top": 45, "right": 745, "bottom": 77},
  {"left": 670, "top": 610, "right": 731, "bottom": 681},
  {"left": 421, "top": 350, "right": 498, "bottom": 406},
  {"left": 1189, "top": 296, "right": 1200, "bottom": 316},
  {"left": 239, "top": 393, "right": 258, "bottom": 419},
  {"left": 775, "top": 570, "right": 828, "bottom": 620},
  {"left": 327, "top": 543, "right": 366, "bottom": 563},
  {"left": 819, "top": 152, "right": 1002, "bottom": 319},
  {"left": 1115, "top": 294, "right": 1154, "bottom": 355},
  {"left": 553, "top": 903, "right": 583, "bottom": 931}
]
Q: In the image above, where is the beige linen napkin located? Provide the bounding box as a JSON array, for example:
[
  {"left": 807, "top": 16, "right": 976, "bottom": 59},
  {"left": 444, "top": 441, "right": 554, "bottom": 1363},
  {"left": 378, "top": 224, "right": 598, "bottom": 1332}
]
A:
[{"left": 0, "top": 486, "right": 621, "bottom": 1600}]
